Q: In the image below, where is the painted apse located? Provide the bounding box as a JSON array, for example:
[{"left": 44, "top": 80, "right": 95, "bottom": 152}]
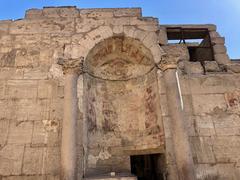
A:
[{"left": 82, "top": 37, "right": 164, "bottom": 175}]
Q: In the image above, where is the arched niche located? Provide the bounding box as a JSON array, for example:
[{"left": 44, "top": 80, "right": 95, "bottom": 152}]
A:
[{"left": 82, "top": 36, "right": 164, "bottom": 176}]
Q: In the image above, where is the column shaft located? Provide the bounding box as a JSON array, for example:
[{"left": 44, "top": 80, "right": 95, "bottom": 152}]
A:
[
  {"left": 163, "top": 69, "right": 196, "bottom": 180},
  {"left": 61, "top": 73, "right": 79, "bottom": 180}
]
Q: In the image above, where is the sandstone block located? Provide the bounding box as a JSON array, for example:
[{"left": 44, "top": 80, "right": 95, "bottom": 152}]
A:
[
  {"left": 42, "top": 6, "right": 79, "bottom": 18},
  {"left": 87, "top": 26, "right": 113, "bottom": 44},
  {"left": 49, "top": 98, "right": 64, "bottom": 121},
  {"left": 213, "top": 114, "right": 240, "bottom": 136},
  {"left": 161, "top": 44, "right": 190, "bottom": 61},
  {"left": 0, "top": 20, "right": 11, "bottom": 35},
  {"left": 190, "top": 136, "right": 215, "bottom": 163},
  {"left": 150, "top": 45, "right": 164, "bottom": 64},
  {"left": 31, "top": 121, "right": 46, "bottom": 146},
  {"left": 0, "top": 119, "right": 9, "bottom": 147},
  {"left": 0, "top": 49, "right": 18, "bottom": 67},
  {"left": 205, "top": 61, "right": 220, "bottom": 72},
  {"left": 213, "top": 136, "right": 240, "bottom": 147},
  {"left": 189, "top": 75, "right": 236, "bottom": 94},
  {"left": 130, "top": 17, "right": 158, "bottom": 26},
  {"left": 8, "top": 121, "right": 33, "bottom": 144},
  {"left": 65, "top": 44, "right": 88, "bottom": 61},
  {"left": 37, "top": 80, "right": 58, "bottom": 99},
  {"left": 227, "top": 63, "right": 240, "bottom": 73},
  {"left": 215, "top": 126, "right": 240, "bottom": 136},
  {"left": 142, "top": 31, "right": 158, "bottom": 48},
  {"left": 22, "top": 147, "right": 44, "bottom": 175},
  {"left": 2, "top": 176, "right": 44, "bottom": 180},
  {"left": 84, "top": 176, "right": 136, "bottom": 180},
  {"left": 80, "top": 8, "right": 113, "bottom": 17},
  {"left": 137, "top": 24, "right": 159, "bottom": 32},
  {"left": 71, "top": 37, "right": 93, "bottom": 56},
  {"left": 86, "top": 11, "right": 113, "bottom": 18},
  {"left": 105, "top": 17, "right": 131, "bottom": 26},
  {"left": 184, "top": 61, "right": 203, "bottom": 74},
  {"left": 0, "top": 99, "right": 8, "bottom": 120},
  {"left": 13, "top": 47, "right": 40, "bottom": 68},
  {"left": 182, "top": 95, "right": 194, "bottom": 114},
  {"left": 48, "top": 64, "right": 64, "bottom": 84},
  {"left": 194, "top": 115, "right": 215, "bottom": 136},
  {"left": 113, "top": 8, "right": 141, "bottom": 17},
  {"left": 50, "top": 34, "right": 72, "bottom": 46},
  {"left": 25, "top": 9, "right": 43, "bottom": 19},
  {"left": 14, "top": 34, "right": 42, "bottom": 45},
  {"left": 196, "top": 164, "right": 239, "bottom": 180},
  {"left": 214, "top": 53, "right": 231, "bottom": 65},
  {"left": 40, "top": 34, "right": 70, "bottom": 47},
  {"left": 10, "top": 18, "right": 74, "bottom": 35},
  {"left": 209, "top": 31, "right": 221, "bottom": 38},
  {"left": 211, "top": 37, "right": 225, "bottom": 45},
  {"left": 8, "top": 99, "right": 46, "bottom": 121},
  {"left": 192, "top": 94, "right": 227, "bottom": 115},
  {"left": 76, "top": 18, "right": 104, "bottom": 33},
  {"left": 0, "top": 81, "right": 5, "bottom": 98},
  {"left": 123, "top": 26, "right": 136, "bottom": 38},
  {"left": 23, "top": 68, "right": 48, "bottom": 80},
  {"left": 0, "top": 35, "right": 12, "bottom": 48},
  {"left": 178, "top": 75, "right": 191, "bottom": 95},
  {"left": 112, "top": 25, "right": 123, "bottom": 35},
  {"left": 163, "top": 24, "right": 216, "bottom": 31},
  {"left": 5, "top": 80, "right": 38, "bottom": 99},
  {"left": 45, "top": 175, "right": 60, "bottom": 180},
  {"left": 213, "top": 44, "right": 227, "bottom": 54},
  {"left": 213, "top": 145, "right": 239, "bottom": 163},
  {"left": 158, "top": 27, "right": 168, "bottom": 45},
  {"left": 184, "top": 115, "right": 197, "bottom": 136},
  {"left": 57, "top": 85, "right": 64, "bottom": 98},
  {"left": 0, "top": 144, "right": 24, "bottom": 175},
  {"left": 43, "top": 147, "right": 60, "bottom": 174},
  {"left": 32, "top": 121, "right": 59, "bottom": 147}
]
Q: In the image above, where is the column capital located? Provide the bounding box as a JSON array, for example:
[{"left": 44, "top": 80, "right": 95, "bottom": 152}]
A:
[
  {"left": 58, "top": 57, "right": 84, "bottom": 75},
  {"left": 158, "top": 44, "right": 190, "bottom": 71},
  {"left": 158, "top": 55, "right": 179, "bottom": 71}
]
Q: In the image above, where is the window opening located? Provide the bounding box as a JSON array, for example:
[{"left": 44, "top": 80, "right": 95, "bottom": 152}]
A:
[{"left": 166, "top": 27, "right": 214, "bottom": 74}]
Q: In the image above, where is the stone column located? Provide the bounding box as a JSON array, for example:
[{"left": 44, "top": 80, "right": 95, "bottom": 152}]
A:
[
  {"left": 58, "top": 57, "right": 84, "bottom": 180},
  {"left": 159, "top": 50, "right": 196, "bottom": 180}
]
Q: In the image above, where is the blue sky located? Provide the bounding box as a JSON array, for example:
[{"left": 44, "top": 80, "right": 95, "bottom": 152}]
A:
[{"left": 0, "top": 0, "right": 239, "bottom": 59}]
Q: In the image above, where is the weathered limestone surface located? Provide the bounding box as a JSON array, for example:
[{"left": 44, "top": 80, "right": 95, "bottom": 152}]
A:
[
  {"left": 0, "top": 6, "right": 164, "bottom": 180},
  {"left": 83, "top": 36, "right": 164, "bottom": 176},
  {"left": 178, "top": 72, "right": 240, "bottom": 180},
  {"left": 0, "top": 6, "right": 240, "bottom": 180}
]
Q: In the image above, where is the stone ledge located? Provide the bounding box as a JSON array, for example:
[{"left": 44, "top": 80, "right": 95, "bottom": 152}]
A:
[
  {"left": 25, "top": 7, "right": 142, "bottom": 19},
  {"left": 25, "top": 6, "right": 79, "bottom": 19},
  {"left": 162, "top": 24, "right": 217, "bottom": 31},
  {"left": 84, "top": 174, "right": 137, "bottom": 180},
  {"left": 80, "top": 8, "right": 142, "bottom": 18},
  {"left": 25, "top": 9, "right": 43, "bottom": 19}
]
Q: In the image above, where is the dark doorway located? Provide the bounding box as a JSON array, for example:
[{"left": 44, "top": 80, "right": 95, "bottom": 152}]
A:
[{"left": 130, "top": 154, "right": 165, "bottom": 180}]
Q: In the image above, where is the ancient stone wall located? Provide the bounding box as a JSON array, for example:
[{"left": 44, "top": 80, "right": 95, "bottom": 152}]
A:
[
  {"left": 160, "top": 30, "right": 240, "bottom": 179},
  {"left": 0, "top": 6, "right": 164, "bottom": 180},
  {"left": 0, "top": 6, "right": 240, "bottom": 180},
  {"left": 183, "top": 74, "right": 240, "bottom": 180}
]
